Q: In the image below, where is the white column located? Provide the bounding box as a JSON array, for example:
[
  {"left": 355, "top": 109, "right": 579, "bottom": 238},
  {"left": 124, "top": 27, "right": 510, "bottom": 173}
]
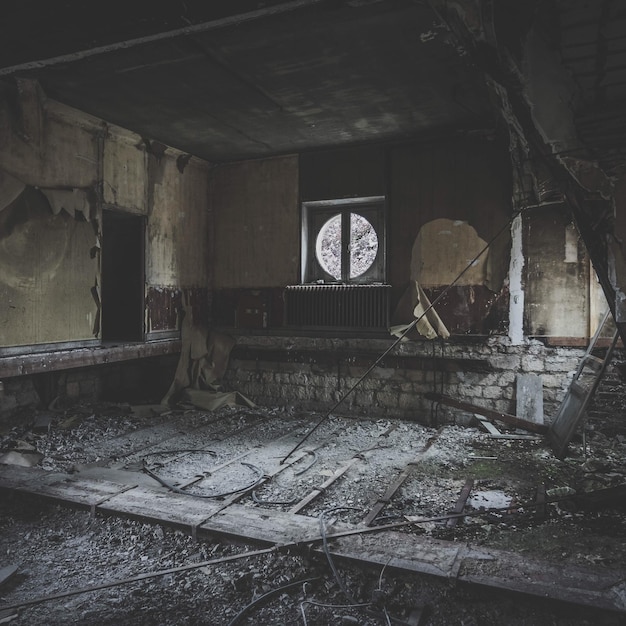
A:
[{"left": 508, "top": 213, "right": 525, "bottom": 345}]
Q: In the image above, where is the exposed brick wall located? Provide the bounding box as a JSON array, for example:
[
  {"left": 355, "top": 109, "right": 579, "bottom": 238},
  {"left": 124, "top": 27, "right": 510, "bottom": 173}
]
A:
[{"left": 222, "top": 335, "right": 587, "bottom": 425}]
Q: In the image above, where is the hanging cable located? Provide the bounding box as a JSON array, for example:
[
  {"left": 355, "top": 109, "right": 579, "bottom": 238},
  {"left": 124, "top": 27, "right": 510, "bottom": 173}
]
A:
[
  {"left": 319, "top": 507, "right": 363, "bottom": 604},
  {"left": 142, "top": 460, "right": 264, "bottom": 499}
]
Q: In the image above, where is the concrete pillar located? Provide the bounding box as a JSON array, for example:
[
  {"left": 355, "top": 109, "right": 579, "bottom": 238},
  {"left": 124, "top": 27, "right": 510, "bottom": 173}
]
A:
[{"left": 508, "top": 213, "right": 525, "bottom": 345}]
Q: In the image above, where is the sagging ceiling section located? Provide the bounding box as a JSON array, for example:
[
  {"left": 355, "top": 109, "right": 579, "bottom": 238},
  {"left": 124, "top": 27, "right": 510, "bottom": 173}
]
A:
[{"left": 0, "top": 0, "right": 493, "bottom": 163}]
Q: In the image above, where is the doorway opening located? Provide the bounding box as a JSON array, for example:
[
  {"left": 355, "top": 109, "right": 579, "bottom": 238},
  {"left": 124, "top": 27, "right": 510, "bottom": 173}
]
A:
[{"left": 101, "top": 210, "right": 145, "bottom": 342}]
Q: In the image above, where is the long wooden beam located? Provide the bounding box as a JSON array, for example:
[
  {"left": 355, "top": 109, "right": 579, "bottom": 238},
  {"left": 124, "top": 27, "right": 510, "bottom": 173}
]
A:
[
  {"left": 424, "top": 393, "right": 548, "bottom": 434},
  {"left": 0, "top": 340, "right": 181, "bottom": 378},
  {"left": 1, "top": 465, "right": 624, "bottom": 614}
]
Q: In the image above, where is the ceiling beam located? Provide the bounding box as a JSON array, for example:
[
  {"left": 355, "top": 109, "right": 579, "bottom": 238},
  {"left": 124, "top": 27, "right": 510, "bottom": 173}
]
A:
[{"left": 0, "top": 0, "right": 329, "bottom": 77}]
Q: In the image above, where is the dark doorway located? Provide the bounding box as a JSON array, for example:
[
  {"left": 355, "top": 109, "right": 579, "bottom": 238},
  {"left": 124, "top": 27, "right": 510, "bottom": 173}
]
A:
[{"left": 101, "top": 210, "right": 145, "bottom": 341}]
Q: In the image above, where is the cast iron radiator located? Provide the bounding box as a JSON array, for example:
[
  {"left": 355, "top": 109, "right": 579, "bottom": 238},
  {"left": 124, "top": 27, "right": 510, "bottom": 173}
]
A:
[{"left": 284, "top": 284, "right": 391, "bottom": 329}]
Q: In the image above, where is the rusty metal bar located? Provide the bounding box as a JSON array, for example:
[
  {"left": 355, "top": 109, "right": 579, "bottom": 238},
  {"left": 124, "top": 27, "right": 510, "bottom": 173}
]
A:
[{"left": 425, "top": 392, "right": 548, "bottom": 435}]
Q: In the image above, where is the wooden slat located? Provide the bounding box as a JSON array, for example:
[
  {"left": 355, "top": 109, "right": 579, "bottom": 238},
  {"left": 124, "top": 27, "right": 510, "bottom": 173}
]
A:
[
  {"left": 288, "top": 457, "right": 360, "bottom": 514},
  {"left": 322, "top": 532, "right": 626, "bottom": 613},
  {"left": 98, "top": 485, "right": 222, "bottom": 528},
  {"left": 0, "top": 465, "right": 65, "bottom": 491},
  {"left": 200, "top": 503, "right": 329, "bottom": 545},
  {"left": 362, "top": 463, "right": 416, "bottom": 526},
  {"left": 1, "top": 466, "right": 625, "bottom": 614},
  {"left": 362, "top": 429, "right": 442, "bottom": 526},
  {"left": 0, "top": 340, "right": 181, "bottom": 378},
  {"left": 447, "top": 479, "right": 473, "bottom": 527},
  {"left": 473, "top": 414, "right": 501, "bottom": 436}
]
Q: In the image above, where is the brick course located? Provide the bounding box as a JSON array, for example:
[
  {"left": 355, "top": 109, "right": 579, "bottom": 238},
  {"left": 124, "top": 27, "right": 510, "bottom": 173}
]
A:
[{"left": 222, "top": 334, "right": 593, "bottom": 425}]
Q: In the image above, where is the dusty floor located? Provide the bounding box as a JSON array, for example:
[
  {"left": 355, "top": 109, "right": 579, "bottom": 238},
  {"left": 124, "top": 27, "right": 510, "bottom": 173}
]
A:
[{"left": 0, "top": 400, "right": 625, "bottom": 625}]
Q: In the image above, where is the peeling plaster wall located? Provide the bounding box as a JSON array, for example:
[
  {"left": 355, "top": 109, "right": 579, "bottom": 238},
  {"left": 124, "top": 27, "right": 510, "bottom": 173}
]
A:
[
  {"left": 210, "top": 154, "right": 299, "bottom": 289},
  {"left": 0, "top": 82, "right": 212, "bottom": 348},
  {"left": 0, "top": 191, "right": 98, "bottom": 346},
  {"left": 103, "top": 132, "right": 147, "bottom": 214},
  {"left": 524, "top": 206, "right": 591, "bottom": 338},
  {"left": 102, "top": 126, "right": 211, "bottom": 333},
  {"left": 146, "top": 154, "right": 211, "bottom": 332},
  {"left": 0, "top": 88, "right": 100, "bottom": 347}
]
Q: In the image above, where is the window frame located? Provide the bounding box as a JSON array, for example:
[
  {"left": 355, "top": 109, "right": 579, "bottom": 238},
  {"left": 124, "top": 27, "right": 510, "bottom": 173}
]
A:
[{"left": 301, "top": 196, "right": 386, "bottom": 284}]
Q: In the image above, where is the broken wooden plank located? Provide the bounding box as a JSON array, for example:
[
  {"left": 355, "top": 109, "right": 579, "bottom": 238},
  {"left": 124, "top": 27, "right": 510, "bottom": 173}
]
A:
[
  {"left": 473, "top": 414, "right": 501, "bottom": 436},
  {"left": 1, "top": 466, "right": 625, "bottom": 614},
  {"left": 200, "top": 503, "right": 334, "bottom": 546},
  {"left": 321, "top": 532, "right": 626, "bottom": 614},
  {"left": 98, "top": 485, "right": 222, "bottom": 529},
  {"left": 447, "top": 479, "right": 473, "bottom": 527},
  {"left": 548, "top": 320, "right": 619, "bottom": 459},
  {"left": 0, "top": 565, "right": 18, "bottom": 588},
  {"left": 488, "top": 433, "right": 541, "bottom": 440},
  {"left": 362, "top": 463, "right": 416, "bottom": 526},
  {"left": 0, "top": 464, "right": 69, "bottom": 492},
  {"left": 424, "top": 393, "right": 548, "bottom": 434},
  {"left": 38, "top": 477, "right": 142, "bottom": 509},
  {"left": 0, "top": 340, "right": 181, "bottom": 378},
  {"left": 362, "top": 429, "right": 442, "bottom": 526},
  {"left": 289, "top": 457, "right": 360, "bottom": 514}
]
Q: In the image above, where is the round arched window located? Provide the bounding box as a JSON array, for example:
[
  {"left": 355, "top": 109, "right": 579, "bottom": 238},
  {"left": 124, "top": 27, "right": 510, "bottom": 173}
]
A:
[{"left": 315, "top": 212, "right": 378, "bottom": 280}]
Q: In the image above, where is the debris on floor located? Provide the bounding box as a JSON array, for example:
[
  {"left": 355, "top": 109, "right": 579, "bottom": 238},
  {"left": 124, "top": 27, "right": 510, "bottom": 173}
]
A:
[{"left": 0, "top": 401, "right": 625, "bottom": 625}]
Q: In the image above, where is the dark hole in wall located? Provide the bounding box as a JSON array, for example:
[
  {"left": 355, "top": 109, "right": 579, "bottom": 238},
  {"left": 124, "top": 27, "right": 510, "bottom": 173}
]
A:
[
  {"left": 98, "top": 356, "right": 180, "bottom": 404},
  {"left": 101, "top": 211, "right": 145, "bottom": 341},
  {"left": 422, "top": 285, "right": 509, "bottom": 335}
]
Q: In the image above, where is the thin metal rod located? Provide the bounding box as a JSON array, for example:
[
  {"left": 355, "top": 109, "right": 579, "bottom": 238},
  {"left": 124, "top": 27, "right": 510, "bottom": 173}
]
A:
[
  {"left": 0, "top": 547, "right": 276, "bottom": 612},
  {"left": 279, "top": 209, "right": 523, "bottom": 464}
]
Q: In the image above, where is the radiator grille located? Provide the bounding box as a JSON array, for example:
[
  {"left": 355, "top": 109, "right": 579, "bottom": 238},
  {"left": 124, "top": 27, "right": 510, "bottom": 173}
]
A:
[{"left": 284, "top": 284, "right": 390, "bottom": 328}]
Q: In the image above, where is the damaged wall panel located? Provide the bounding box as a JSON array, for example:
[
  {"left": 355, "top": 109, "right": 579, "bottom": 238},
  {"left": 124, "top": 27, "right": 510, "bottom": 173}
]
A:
[
  {"left": 0, "top": 187, "right": 98, "bottom": 346},
  {"left": 0, "top": 84, "right": 100, "bottom": 348},
  {"left": 103, "top": 131, "right": 147, "bottom": 214},
  {"left": 524, "top": 206, "right": 591, "bottom": 338},
  {"left": 0, "top": 80, "right": 213, "bottom": 350},
  {"left": 0, "top": 84, "right": 99, "bottom": 189},
  {"left": 146, "top": 154, "right": 211, "bottom": 331},
  {"left": 210, "top": 154, "right": 299, "bottom": 289},
  {"left": 389, "top": 136, "right": 512, "bottom": 335}
]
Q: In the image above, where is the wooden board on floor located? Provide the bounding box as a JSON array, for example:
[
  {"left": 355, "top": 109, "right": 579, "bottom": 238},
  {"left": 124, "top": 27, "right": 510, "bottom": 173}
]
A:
[
  {"left": 324, "top": 531, "right": 626, "bottom": 613},
  {"left": 98, "top": 485, "right": 223, "bottom": 529},
  {"left": 201, "top": 504, "right": 330, "bottom": 546},
  {"left": 36, "top": 476, "right": 140, "bottom": 508},
  {"left": 1, "top": 465, "right": 625, "bottom": 614},
  {"left": 0, "top": 464, "right": 66, "bottom": 492}
]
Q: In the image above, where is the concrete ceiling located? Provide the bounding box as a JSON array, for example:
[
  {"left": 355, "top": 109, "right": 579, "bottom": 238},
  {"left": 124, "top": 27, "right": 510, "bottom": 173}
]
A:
[{"left": 0, "top": 0, "right": 494, "bottom": 163}]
